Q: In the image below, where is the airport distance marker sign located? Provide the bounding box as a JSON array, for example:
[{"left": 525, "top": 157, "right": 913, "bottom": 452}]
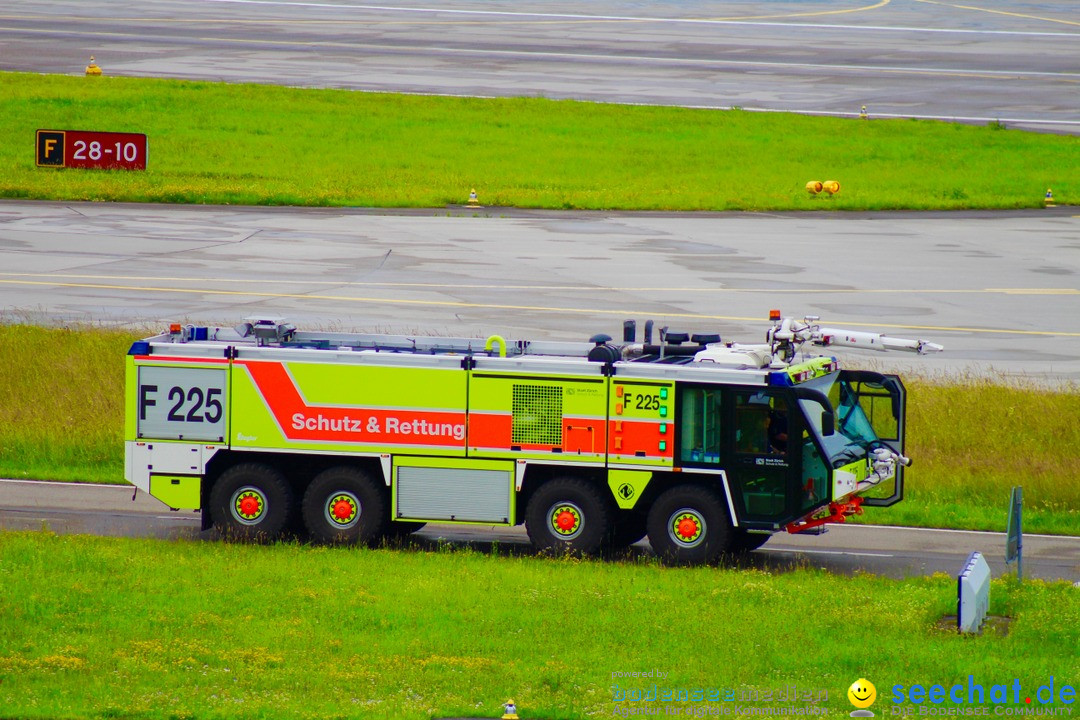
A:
[
  {"left": 957, "top": 551, "right": 991, "bottom": 634},
  {"left": 36, "top": 129, "right": 147, "bottom": 170}
]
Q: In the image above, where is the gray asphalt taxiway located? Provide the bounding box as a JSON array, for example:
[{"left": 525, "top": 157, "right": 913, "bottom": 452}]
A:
[
  {"left": 2, "top": 479, "right": 1077, "bottom": 582},
  {"left": 1, "top": 0, "right": 1077, "bottom": 133},
  {"left": 2, "top": 200, "right": 1079, "bottom": 382}
]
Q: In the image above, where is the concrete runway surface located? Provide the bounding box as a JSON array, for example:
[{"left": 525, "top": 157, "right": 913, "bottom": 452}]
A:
[
  {"left": 0, "top": 0, "right": 1077, "bottom": 133},
  {"left": 2, "top": 200, "right": 1079, "bottom": 382},
  {"left": 2, "top": 479, "right": 1078, "bottom": 581}
]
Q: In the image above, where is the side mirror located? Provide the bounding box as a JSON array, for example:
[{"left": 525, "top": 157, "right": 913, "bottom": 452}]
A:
[{"left": 792, "top": 386, "right": 835, "bottom": 437}]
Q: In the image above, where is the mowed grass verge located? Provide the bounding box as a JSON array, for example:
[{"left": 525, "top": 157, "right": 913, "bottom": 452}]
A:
[
  {"left": 1, "top": 71, "right": 1077, "bottom": 211},
  {"left": 1, "top": 324, "right": 1077, "bottom": 535},
  {"left": 0, "top": 531, "right": 1077, "bottom": 720}
]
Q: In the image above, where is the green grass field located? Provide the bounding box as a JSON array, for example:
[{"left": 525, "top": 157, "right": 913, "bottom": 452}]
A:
[
  {"left": 872, "top": 378, "right": 1080, "bottom": 535},
  {"left": 0, "top": 324, "right": 1077, "bottom": 535},
  {"left": 1, "top": 72, "right": 1076, "bottom": 211},
  {"left": 0, "top": 531, "right": 1077, "bottom": 720},
  {"left": 0, "top": 324, "right": 135, "bottom": 483}
]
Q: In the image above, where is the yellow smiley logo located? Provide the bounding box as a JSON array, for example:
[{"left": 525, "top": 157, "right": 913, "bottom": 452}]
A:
[{"left": 848, "top": 678, "right": 877, "bottom": 709}]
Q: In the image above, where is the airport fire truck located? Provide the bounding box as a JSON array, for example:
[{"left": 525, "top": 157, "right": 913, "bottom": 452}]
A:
[{"left": 125, "top": 313, "right": 941, "bottom": 564}]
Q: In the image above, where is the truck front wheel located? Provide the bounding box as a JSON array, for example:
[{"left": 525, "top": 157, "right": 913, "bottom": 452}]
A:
[
  {"left": 646, "top": 485, "right": 731, "bottom": 566},
  {"left": 302, "top": 466, "right": 386, "bottom": 545},
  {"left": 525, "top": 477, "right": 611, "bottom": 555},
  {"left": 209, "top": 463, "right": 294, "bottom": 541}
]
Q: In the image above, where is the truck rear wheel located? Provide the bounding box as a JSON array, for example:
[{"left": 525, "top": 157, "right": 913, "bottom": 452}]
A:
[
  {"left": 209, "top": 463, "right": 294, "bottom": 541},
  {"left": 525, "top": 477, "right": 611, "bottom": 555},
  {"left": 302, "top": 466, "right": 386, "bottom": 544},
  {"left": 646, "top": 485, "right": 731, "bottom": 566}
]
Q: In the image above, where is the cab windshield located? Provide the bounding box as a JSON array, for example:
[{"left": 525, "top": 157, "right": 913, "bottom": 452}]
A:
[{"left": 800, "top": 373, "right": 883, "bottom": 468}]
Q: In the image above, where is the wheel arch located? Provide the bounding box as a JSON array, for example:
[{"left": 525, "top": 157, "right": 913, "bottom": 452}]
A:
[
  {"left": 631, "top": 471, "right": 739, "bottom": 528},
  {"left": 516, "top": 463, "right": 608, "bottom": 525}
]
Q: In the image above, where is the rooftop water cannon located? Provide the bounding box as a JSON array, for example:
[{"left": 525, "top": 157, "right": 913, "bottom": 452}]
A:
[
  {"left": 235, "top": 316, "right": 297, "bottom": 346},
  {"left": 765, "top": 311, "right": 817, "bottom": 363}
]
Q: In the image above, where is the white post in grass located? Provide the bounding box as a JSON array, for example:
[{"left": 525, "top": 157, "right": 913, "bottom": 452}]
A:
[{"left": 958, "top": 551, "right": 991, "bottom": 634}]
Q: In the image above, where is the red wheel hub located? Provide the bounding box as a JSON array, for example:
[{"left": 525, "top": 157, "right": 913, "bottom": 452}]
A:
[
  {"left": 332, "top": 499, "right": 354, "bottom": 521},
  {"left": 556, "top": 510, "right": 577, "bottom": 531},
  {"left": 677, "top": 517, "right": 699, "bottom": 539},
  {"left": 239, "top": 495, "right": 261, "bottom": 516}
]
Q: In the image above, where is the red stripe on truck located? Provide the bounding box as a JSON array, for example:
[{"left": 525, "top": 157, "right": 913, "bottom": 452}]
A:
[{"left": 237, "top": 360, "right": 466, "bottom": 447}]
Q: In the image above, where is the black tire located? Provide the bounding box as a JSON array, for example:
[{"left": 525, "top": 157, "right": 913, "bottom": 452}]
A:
[
  {"left": 209, "top": 463, "right": 294, "bottom": 541},
  {"left": 605, "top": 510, "right": 648, "bottom": 549},
  {"left": 646, "top": 485, "right": 731, "bottom": 566},
  {"left": 302, "top": 466, "right": 387, "bottom": 545},
  {"left": 728, "top": 530, "right": 771, "bottom": 554},
  {"left": 525, "top": 477, "right": 612, "bottom": 555}
]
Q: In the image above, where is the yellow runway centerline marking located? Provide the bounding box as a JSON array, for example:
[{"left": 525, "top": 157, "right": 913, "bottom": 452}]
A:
[
  {"left": 1, "top": 272, "right": 1079, "bottom": 295},
  {"left": 914, "top": 0, "right": 1080, "bottom": 28},
  {"left": 1, "top": 277, "right": 1076, "bottom": 338},
  {"left": 2, "top": 24, "right": 1067, "bottom": 81},
  {"left": 703, "top": 0, "right": 891, "bottom": 22},
  {"left": 1, "top": 19, "right": 1073, "bottom": 82},
  {"left": 0, "top": 13, "right": 660, "bottom": 26}
]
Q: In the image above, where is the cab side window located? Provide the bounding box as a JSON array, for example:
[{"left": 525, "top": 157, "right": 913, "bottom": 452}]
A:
[
  {"left": 735, "top": 392, "right": 789, "bottom": 455},
  {"left": 678, "top": 387, "right": 722, "bottom": 464}
]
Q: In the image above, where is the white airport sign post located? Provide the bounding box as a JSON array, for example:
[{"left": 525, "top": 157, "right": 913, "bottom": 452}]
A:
[{"left": 957, "top": 551, "right": 991, "bottom": 634}]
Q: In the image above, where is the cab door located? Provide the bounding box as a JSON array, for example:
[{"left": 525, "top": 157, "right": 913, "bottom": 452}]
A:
[{"left": 726, "top": 388, "right": 801, "bottom": 529}]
